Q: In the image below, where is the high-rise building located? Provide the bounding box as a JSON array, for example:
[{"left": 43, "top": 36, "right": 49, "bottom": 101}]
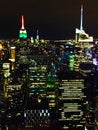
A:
[
  {"left": 36, "top": 29, "right": 39, "bottom": 41},
  {"left": 85, "top": 70, "right": 96, "bottom": 129},
  {"left": 53, "top": 40, "right": 75, "bottom": 71},
  {"left": 23, "top": 43, "right": 58, "bottom": 130},
  {"left": 9, "top": 46, "right": 16, "bottom": 70},
  {"left": 58, "top": 71, "right": 86, "bottom": 130},
  {"left": 74, "top": 5, "right": 93, "bottom": 72},
  {"left": 10, "top": 47, "right": 15, "bottom": 62},
  {"left": 19, "top": 15, "right": 27, "bottom": 39}
]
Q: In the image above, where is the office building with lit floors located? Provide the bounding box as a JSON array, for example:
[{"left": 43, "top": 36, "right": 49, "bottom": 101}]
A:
[
  {"left": 57, "top": 71, "right": 86, "bottom": 130},
  {"left": 23, "top": 53, "right": 58, "bottom": 130}
]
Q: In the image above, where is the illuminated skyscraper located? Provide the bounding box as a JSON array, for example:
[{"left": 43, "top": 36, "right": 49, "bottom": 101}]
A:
[
  {"left": 53, "top": 40, "right": 75, "bottom": 71},
  {"left": 36, "top": 29, "right": 39, "bottom": 41},
  {"left": 10, "top": 46, "right": 16, "bottom": 70},
  {"left": 23, "top": 44, "right": 58, "bottom": 129},
  {"left": 35, "top": 29, "right": 40, "bottom": 44},
  {"left": 74, "top": 5, "right": 93, "bottom": 72},
  {"left": 10, "top": 46, "right": 15, "bottom": 62},
  {"left": 58, "top": 71, "right": 86, "bottom": 130},
  {"left": 19, "top": 15, "right": 27, "bottom": 39}
]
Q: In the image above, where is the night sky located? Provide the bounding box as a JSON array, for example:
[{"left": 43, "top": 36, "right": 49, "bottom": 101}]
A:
[{"left": 0, "top": 0, "right": 98, "bottom": 39}]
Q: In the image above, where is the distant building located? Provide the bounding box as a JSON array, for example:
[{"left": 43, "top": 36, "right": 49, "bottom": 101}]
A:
[
  {"left": 19, "top": 15, "right": 27, "bottom": 39},
  {"left": 9, "top": 46, "right": 16, "bottom": 70}
]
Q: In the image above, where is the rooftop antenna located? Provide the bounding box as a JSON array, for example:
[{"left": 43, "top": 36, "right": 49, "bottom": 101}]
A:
[
  {"left": 21, "top": 15, "right": 25, "bottom": 30},
  {"left": 80, "top": 5, "right": 83, "bottom": 30}
]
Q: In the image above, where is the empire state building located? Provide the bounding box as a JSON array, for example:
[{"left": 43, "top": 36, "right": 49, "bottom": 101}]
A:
[{"left": 19, "top": 15, "right": 27, "bottom": 39}]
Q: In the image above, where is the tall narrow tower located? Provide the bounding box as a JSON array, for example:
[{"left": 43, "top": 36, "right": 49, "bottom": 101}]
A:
[
  {"left": 36, "top": 29, "right": 39, "bottom": 40},
  {"left": 80, "top": 5, "right": 83, "bottom": 31},
  {"left": 19, "top": 15, "right": 27, "bottom": 39}
]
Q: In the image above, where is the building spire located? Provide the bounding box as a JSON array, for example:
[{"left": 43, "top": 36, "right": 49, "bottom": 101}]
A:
[
  {"left": 21, "top": 15, "right": 25, "bottom": 30},
  {"left": 80, "top": 5, "right": 83, "bottom": 30}
]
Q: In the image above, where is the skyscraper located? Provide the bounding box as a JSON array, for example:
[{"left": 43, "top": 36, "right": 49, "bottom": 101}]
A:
[
  {"left": 58, "top": 71, "right": 86, "bottom": 130},
  {"left": 23, "top": 43, "right": 59, "bottom": 130},
  {"left": 19, "top": 15, "right": 27, "bottom": 39},
  {"left": 74, "top": 5, "right": 93, "bottom": 72},
  {"left": 10, "top": 46, "right": 16, "bottom": 70}
]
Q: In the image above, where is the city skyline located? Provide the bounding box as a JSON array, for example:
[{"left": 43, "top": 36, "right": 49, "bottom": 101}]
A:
[{"left": 0, "top": 0, "right": 98, "bottom": 39}]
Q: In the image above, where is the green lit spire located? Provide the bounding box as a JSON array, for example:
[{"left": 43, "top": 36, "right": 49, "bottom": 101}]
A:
[{"left": 19, "top": 15, "right": 27, "bottom": 39}]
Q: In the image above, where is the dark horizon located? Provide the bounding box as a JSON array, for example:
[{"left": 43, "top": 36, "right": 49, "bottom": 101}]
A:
[{"left": 0, "top": 0, "right": 98, "bottom": 39}]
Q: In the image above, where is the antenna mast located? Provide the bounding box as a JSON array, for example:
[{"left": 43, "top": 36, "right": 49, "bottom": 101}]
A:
[
  {"left": 21, "top": 15, "right": 25, "bottom": 30},
  {"left": 80, "top": 5, "right": 83, "bottom": 30}
]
